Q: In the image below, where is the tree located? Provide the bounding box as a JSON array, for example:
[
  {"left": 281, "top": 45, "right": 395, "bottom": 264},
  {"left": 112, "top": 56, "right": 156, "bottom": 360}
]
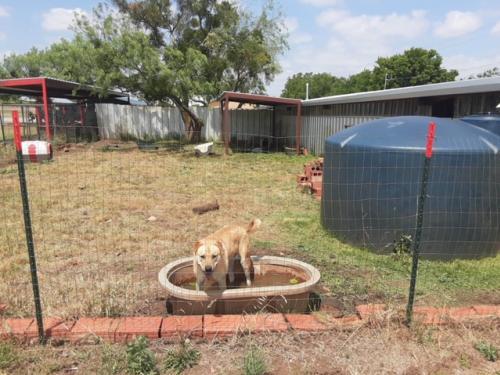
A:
[
  {"left": 468, "top": 67, "right": 500, "bottom": 79},
  {"left": 281, "top": 72, "right": 347, "bottom": 99},
  {"left": 0, "top": 1, "right": 288, "bottom": 141},
  {"left": 281, "top": 48, "right": 459, "bottom": 98},
  {"left": 74, "top": 0, "right": 287, "bottom": 141},
  {"left": 371, "top": 48, "right": 458, "bottom": 90}
]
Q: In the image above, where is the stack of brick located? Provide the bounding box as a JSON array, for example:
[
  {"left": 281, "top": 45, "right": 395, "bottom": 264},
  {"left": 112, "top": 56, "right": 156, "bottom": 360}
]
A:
[{"left": 297, "top": 158, "right": 324, "bottom": 199}]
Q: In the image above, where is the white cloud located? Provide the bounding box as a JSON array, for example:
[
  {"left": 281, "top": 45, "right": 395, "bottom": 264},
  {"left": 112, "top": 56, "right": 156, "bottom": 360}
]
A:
[
  {"left": 443, "top": 53, "right": 500, "bottom": 78},
  {"left": 435, "top": 11, "right": 482, "bottom": 38},
  {"left": 317, "top": 9, "right": 429, "bottom": 41},
  {"left": 284, "top": 17, "right": 299, "bottom": 33},
  {"left": 0, "top": 6, "right": 9, "bottom": 17},
  {"left": 267, "top": 9, "right": 430, "bottom": 95},
  {"left": 291, "top": 32, "right": 313, "bottom": 45},
  {"left": 300, "top": 0, "right": 342, "bottom": 7},
  {"left": 41, "top": 8, "right": 87, "bottom": 31},
  {"left": 491, "top": 21, "right": 500, "bottom": 35}
]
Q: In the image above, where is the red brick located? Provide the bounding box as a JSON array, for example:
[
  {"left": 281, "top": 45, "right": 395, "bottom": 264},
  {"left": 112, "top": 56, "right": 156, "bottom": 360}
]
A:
[
  {"left": 161, "top": 316, "right": 203, "bottom": 340},
  {"left": 447, "top": 307, "right": 477, "bottom": 322},
  {"left": 413, "top": 307, "right": 448, "bottom": 325},
  {"left": 356, "top": 304, "right": 386, "bottom": 320},
  {"left": 115, "top": 317, "right": 162, "bottom": 343},
  {"left": 203, "top": 314, "right": 242, "bottom": 339},
  {"left": 242, "top": 314, "right": 288, "bottom": 334},
  {"left": 0, "top": 318, "right": 34, "bottom": 339},
  {"left": 331, "top": 315, "right": 363, "bottom": 328},
  {"left": 285, "top": 314, "right": 329, "bottom": 332},
  {"left": 25, "top": 318, "right": 75, "bottom": 339},
  {"left": 473, "top": 305, "right": 500, "bottom": 316},
  {"left": 69, "top": 318, "right": 120, "bottom": 342}
]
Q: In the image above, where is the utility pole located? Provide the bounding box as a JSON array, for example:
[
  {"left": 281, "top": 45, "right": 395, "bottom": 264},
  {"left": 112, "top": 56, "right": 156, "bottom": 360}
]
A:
[
  {"left": 384, "top": 73, "right": 393, "bottom": 90},
  {"left": 306, "top": 82, "right": 309, "bottom": 100}
]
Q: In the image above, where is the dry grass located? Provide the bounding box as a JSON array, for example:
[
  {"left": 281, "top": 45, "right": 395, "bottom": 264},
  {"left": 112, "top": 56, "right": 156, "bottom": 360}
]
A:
[
  {"left": 1, "top": 320, "right": 499, "bottom": 374},
  {"left": 0, "top": 141, "right": 499, "bottom": 318}
]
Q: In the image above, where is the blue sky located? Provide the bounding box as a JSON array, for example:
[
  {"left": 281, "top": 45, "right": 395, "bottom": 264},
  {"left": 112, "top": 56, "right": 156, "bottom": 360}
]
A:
[{"left": 1, "top": 0, "right": 500, "bottom": 96}]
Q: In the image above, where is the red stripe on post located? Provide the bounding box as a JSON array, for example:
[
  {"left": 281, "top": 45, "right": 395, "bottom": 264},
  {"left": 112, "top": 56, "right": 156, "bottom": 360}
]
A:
[
  {"left": 12, "top": 111, "right": 22, "bottom": 152},
  {"left": 425, "top": 122, "right": 436, "bottom": 159}
]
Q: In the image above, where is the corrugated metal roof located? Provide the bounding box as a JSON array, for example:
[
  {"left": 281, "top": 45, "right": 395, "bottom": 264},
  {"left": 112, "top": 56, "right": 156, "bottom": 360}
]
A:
[{"left": 302, "top": 77, "right": 500, "bottom": 106}]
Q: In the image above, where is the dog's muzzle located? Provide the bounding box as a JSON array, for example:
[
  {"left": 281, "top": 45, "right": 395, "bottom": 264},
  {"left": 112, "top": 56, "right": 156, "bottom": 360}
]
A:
[{"left": 204, "top": 266, "right": 213, "bottom": 273}]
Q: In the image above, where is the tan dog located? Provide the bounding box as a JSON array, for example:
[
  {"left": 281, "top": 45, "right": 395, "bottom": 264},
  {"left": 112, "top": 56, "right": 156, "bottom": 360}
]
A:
[{"left": 193, "top": 219, "right": 261, "bottom": 291}]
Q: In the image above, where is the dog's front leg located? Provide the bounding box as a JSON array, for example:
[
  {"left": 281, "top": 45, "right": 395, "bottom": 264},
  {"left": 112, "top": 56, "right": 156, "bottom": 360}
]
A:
[
  {"left": 228, "top": 258, "right": 235, "bottom": 285},
  {"left": 196, "top": 279, "right": 204, "bottom": 291},
  {"left": 241, "top": 257, "right": 252, "bottom": 286}
]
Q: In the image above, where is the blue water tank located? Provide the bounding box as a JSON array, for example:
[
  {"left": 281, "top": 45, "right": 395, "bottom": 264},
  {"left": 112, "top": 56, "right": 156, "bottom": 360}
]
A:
[
  {"left": 321, "top": 116, "right": 500, "bottom": 259},
  {"left": 461, "top": 114, "right": 500, "bottom": 137}
]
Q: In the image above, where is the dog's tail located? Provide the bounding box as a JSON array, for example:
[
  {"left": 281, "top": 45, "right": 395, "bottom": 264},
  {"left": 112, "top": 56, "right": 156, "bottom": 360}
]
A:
[{"left": 247, "top": 218, "right": 262, "bottom": 233}]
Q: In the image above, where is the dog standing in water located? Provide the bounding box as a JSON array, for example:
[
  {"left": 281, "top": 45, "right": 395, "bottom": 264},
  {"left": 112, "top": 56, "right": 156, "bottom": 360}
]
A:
[{"left": 193, "top": 219, "right": 261, "bottom": 291}]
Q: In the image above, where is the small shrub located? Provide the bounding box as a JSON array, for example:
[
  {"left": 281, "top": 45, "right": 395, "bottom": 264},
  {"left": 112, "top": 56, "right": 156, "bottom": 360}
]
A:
[
  {"left": 474, "top": 341, "right": 498, "bottom": 362},
  {"left": 163, "top": 340, "right": 200, "bottom": 374},
  {"left": 243, "top": 344, "right": 267, "bottom": 375},
  {"left": 126, "top": 336, "right": 158, "bottom": 375},
  {"left": 100, "top": 343, "right": 127, "bottom": 375},
  {"left": 0, "top": 341, "right": 18, "bottom": 370},
  {"left": 392, "top": 234, "right": 413, "bottom": 259}
]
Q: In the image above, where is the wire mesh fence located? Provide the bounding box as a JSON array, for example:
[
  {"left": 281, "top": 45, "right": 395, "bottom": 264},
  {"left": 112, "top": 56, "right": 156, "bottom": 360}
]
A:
[{"left": 0, "top": 109, "right": 499, "bottom": 337}]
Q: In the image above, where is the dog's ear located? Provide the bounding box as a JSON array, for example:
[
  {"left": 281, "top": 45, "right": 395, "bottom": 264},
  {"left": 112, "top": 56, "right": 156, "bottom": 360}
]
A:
[{"left": 193, "top": 240, "right": 202, "bottom": 254}]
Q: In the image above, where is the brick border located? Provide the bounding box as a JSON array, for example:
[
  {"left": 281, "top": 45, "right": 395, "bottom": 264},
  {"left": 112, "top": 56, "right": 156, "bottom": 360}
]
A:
[{"left": 0, "top": 304, "right": 498, "bottom": 343}]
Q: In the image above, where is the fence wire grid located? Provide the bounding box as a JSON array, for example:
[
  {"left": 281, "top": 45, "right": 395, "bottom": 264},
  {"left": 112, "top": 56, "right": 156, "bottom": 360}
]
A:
[{"left": 0, "top": 106, "right": 499, "bottom": 327}]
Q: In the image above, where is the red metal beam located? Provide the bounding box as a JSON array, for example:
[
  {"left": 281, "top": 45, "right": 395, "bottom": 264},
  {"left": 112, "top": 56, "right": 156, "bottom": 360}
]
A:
[
  {"left": 41, "top": 79, "right": 51, "bottom": 141},
  {"left": 0, "top": 78, "right": 45, "bottom": 87}
]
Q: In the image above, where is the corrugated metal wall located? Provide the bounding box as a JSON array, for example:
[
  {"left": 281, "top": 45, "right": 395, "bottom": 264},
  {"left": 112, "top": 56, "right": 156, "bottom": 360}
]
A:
[{"left": 96, "top": 92, "right": 500, "bottom": 155}]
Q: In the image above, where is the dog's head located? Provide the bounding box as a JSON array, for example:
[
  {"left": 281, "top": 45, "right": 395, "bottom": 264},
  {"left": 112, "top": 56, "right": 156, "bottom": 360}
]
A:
[{"left": 193, "top": 240, "right": 223, "bottom": 274}]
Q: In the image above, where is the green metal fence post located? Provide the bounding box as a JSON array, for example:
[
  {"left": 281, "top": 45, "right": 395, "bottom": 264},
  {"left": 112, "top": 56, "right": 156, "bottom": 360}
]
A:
[
  {"left": 406, "top": 121, "right": 436, "bottom": 325},
  {"left": 12, "top": 110, "right": 45, "bottom": 344}
]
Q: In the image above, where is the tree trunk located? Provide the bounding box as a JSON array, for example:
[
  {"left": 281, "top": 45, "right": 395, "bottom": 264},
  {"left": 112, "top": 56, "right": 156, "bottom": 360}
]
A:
[{"left": 171, "top": 97, "right": 204, "bottom": 143}]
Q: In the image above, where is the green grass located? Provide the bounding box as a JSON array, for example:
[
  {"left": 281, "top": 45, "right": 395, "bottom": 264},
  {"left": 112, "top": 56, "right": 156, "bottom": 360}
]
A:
[
  {"left": 163, "top": 341, "right": 200, "bottom": 374},
  {"left": 0, "top": 145, "right": 498, "bottom": 316},
  {"left": 474, "top": 341, "right": 498, "bottom": 362},
  {"left": 0, "top": 341, "right": 18, "bottom": 370},
  {"left": 243, "top": 344, "right": 267, "bottom": 375}
]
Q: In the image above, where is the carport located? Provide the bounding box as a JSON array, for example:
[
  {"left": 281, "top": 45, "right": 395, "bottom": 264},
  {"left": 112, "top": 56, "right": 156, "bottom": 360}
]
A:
[
  {"left": 0, "top": 77, "right": 129, "bottom": 141},
  {"left": 218, "top": 91, "right": 302, "bottom": 155}
]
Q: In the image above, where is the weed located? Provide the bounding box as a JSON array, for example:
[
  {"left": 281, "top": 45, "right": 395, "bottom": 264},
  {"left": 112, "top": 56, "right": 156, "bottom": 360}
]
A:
[
  {"left": 100, "top": 343, "right": 127, "bottom": 375},
  {"left": 458, "top": 353, "right": 471, "bottom": 369},
  {"left": 391, "top": 234, "right": 413, "bottom": 265},
  {"left": 163, "top": 340, "right": 200, "bottom": 374},
  {"left": 0, "top": 341, "right": 18, "bottom": 370},
  {"left": 126, "top": 336, "right": 158, "bottom": 375},
  {"left": 243, "top": 344, "right": 267, "bottom": 375},
  {"left": 474, "top": 341, "right": 498, "bottom": 362}
]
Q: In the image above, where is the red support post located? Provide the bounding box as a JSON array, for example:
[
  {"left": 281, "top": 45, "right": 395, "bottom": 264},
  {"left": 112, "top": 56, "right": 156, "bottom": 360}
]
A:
[
  {"left": 295, "top": 103, "right": 302, "bottom": 155},
  {"left": 41, "top": 79, "right": 51, "bottom": 141},
  {"left": 13, "top": 111, "right": 22, "bottom": 152}
]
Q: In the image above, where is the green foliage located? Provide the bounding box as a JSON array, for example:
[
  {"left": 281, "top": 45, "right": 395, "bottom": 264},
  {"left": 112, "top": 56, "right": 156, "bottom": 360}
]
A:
[
  {"left": 474, "top": 341, "right": 498, "bottom": 362},
  {"left": 0, "top": 341, "right": 18, "bottom": 370},
  {"left": 282, "top": 48, "right": 458, "bottom": 98},
  {"left": 126, "top": 336, "right": 158, "bottom": 375},
  {"left": 163, "top": 340, "right": 200, "bottom": 374},
  {"left": 243, "top": 344, "right": 267, "bottom": 375},
  {"left": 392, "top": 234, "right": 413, "bottom": 266},
  {"left": 468, "top": 67, "right": 500, "bottom": 79}
]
